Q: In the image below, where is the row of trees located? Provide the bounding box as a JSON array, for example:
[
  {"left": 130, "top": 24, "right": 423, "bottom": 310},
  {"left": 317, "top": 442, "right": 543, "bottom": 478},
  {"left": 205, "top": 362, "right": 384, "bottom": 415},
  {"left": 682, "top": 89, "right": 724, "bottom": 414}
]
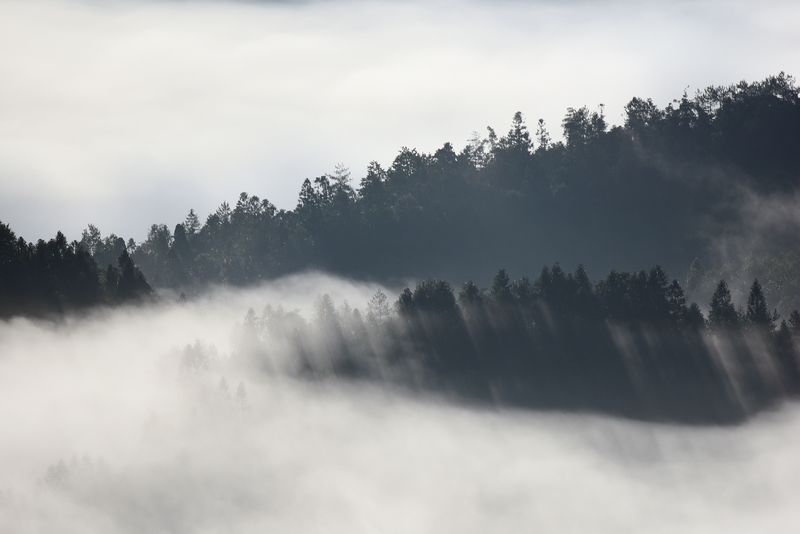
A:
[
  {"left": 83, "top": 73, "right": 800, "bottom": 293},
  {"left": 0, "top": 221, "right": 152, "bottom": 318},
  {"left": 237, "top": 266, "right": 800, "bottom": 424}
]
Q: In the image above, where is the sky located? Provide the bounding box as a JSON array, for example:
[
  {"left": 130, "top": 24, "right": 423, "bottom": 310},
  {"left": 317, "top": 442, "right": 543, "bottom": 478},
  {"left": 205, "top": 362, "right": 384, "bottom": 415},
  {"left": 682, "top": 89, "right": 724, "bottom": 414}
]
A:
[{"left": 1, "top": 0, "right": 799, "bottom": 241}]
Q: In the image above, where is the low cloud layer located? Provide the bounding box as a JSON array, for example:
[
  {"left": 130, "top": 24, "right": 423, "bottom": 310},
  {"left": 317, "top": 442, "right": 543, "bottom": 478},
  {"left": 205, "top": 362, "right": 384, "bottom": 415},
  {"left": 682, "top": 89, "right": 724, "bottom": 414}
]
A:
[
  {"left": 1, "top": 0, "right": 799, "bottom": 240},
  {"left": 0, "top": 272, "right": 799, "bottom": 533}
]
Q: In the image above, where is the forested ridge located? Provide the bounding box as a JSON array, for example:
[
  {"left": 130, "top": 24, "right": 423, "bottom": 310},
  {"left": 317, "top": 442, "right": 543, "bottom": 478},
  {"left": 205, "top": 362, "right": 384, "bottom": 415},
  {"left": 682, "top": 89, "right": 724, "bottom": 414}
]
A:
[
  {"left": 73, "top": 72, "right": 800, "bottom": 302},
  {"left": 0, "top": 223, "right": 151, "bottom": 318},
  {"left": 2, "top": 73, "right": 800, "bottom": 423},
  {"left": 232, "top": 265, "right": 800, "bottom": 424},
  {"left": 3, "top": 73, "right": 800, "bottom": 315}
]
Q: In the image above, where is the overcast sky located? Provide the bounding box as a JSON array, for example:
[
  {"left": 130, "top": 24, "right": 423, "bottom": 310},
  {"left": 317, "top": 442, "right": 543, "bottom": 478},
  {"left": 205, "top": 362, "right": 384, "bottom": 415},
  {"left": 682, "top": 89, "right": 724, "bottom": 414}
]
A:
[{"left": 1, "top": 0, "right": 798, "bottom": 241}]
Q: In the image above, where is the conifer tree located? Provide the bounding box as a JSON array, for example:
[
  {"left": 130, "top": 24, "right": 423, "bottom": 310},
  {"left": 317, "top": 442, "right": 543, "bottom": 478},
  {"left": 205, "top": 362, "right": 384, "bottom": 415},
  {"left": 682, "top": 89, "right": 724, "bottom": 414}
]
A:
[
  {"left": 709, "top": 280, "right": 738, "bottom": 329},
  {"left": 745, "top": 279, "right": 773, "bottom": 329}
]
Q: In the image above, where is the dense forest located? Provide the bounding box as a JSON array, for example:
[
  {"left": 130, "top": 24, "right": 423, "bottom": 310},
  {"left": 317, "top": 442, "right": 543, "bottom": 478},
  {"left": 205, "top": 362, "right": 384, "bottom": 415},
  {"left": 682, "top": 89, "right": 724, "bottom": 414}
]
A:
[
  {"left": 0, "top": 222, "right": 151, "bottom": 318},
  {"left": 68, "top": 73, "right": 800, "bottom": 311},
  {"left": 3, "top": 73, "right": 800, "bottom": 422},
  {"left": 230, "top": 266, "right": 800, "bottom": 424}
]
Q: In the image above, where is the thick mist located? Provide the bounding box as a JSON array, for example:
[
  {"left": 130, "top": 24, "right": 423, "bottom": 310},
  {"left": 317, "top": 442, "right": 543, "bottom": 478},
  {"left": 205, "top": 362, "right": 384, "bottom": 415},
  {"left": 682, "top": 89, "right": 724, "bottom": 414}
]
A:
[{"left": 1, "top": 273, "right": 798, "bottom": 533}]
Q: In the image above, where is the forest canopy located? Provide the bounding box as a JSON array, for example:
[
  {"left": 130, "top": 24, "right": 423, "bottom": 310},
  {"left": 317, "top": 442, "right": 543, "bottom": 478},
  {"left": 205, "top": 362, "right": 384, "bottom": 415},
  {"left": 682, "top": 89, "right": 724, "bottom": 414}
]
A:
[
  {"left": 0, "top": 222, "right": 151, "bottom": 318},
  {"left": 231, "top": 265, "right": 800, "bottom": 424},
  {"left": 3, "top": 73, "right": 800, "bottom": 320},
  {"left": 68, "top": 73, "right": 800, "bottom": 308}
]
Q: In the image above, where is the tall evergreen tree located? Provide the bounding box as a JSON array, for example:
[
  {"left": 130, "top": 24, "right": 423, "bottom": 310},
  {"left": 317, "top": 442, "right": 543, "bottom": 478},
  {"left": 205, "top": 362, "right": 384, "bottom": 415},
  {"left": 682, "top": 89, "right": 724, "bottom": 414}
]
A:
[
  {"left": 745, "top": 279, "right": 773, "bottom": 328},
  {"left": 184, "top": 209, "right": 201, "bottom": 235},
  {"left": 709, "top": 280, "right": 739, "bottom": 329},
  {"left": 491, "top": 269, "right": 513, "bottom": 302},
  {"left": 115, "top": 250, "right": 152, "bottom": 302},
  {"left": 666, "top": 279, "right": 687, "bottom": 323}
]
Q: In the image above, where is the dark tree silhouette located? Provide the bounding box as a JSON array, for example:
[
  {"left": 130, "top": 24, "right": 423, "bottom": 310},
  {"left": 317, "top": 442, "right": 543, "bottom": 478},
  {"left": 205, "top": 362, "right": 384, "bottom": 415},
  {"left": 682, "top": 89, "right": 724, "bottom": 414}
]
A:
[
  {"left": 0, "top": 221, "right": 152, "bottom": 318},
  {"left": 114, "top": 250, "right": 152, "bottom": 303},
  {"left": 709, "top": 281, "right": 739, "bottom": 329},
  {"left": 55, "top": 73, "right": 795, "bottom": 296},
  {"left": 233, "top": 265, "right": 800, "bottom": 424},
  {"left": 745, "top": 279, "right": 773, "bottom": 328}
]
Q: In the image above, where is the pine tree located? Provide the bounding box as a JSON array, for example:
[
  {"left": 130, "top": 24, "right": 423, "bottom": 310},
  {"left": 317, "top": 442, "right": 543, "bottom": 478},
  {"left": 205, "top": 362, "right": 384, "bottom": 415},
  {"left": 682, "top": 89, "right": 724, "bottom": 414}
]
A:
[
  {"left": 666, "top": 279, "right": 687, "bottom": 323},
  {"left": 458, "top": 281, "right": 482, "bottom": 306},
  {"left": 184, "top": 209, "right": 201, "bottom": 235},
  {"left": 296, "top": 178, "right": 319, "bottom": 218},
  {"left": 745, "top": 279, "right": 773, "bottom": 329},
  {"left": 684, "top": 303, "right": 706, "bottom": 329},
  {"left": 332, "top": 163, "right": 351, "bottom": 188},
  {"left": 501, "top": 112, "right": 532, "bottom": 152},
  {"left": 535, "top": 118, "right": 551, "bottom": 152},
  {"left": 573, "top": 265, "right": 598, "bottom": 317},
  {"left": 709, "top": 280, "right": 738, "bottom": 329},
  {"left": 115, "top": 250, "right": 152, "bottom": 302},
  {"left": 367, "top": 291, "right": 391, "bottom": 323},
  {"left": 396, "top": 287, "right": 414, "bottom": 316}
]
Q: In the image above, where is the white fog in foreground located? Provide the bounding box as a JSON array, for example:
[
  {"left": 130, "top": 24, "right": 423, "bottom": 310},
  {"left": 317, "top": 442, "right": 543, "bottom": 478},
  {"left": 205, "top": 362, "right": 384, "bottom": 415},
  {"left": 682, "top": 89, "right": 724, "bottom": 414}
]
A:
[{"left": 0, "top": 273, "right": 798, "bottom": 533}]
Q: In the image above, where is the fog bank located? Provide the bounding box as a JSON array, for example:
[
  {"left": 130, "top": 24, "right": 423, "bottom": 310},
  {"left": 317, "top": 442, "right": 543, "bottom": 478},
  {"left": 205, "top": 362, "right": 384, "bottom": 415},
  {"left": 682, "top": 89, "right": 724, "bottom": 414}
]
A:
[{"left": 0, "top": 273, "right": 798, "bottom": 533}]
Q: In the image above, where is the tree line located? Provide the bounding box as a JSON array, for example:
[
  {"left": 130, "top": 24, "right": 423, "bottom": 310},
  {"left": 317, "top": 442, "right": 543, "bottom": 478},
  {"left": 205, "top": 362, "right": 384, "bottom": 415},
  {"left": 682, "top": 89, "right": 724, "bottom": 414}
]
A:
[
  {"left": 4, "top": 72, "right": 800, "bottom": 324},
  {"left": 0, "top": 221, "right": 151, "bottom": 318},
  {"left": 237, "top": 266, "right": 800, "bottom": 424},
  {"left": 73, "top": 72, "right": 800, "bottom": 296}
]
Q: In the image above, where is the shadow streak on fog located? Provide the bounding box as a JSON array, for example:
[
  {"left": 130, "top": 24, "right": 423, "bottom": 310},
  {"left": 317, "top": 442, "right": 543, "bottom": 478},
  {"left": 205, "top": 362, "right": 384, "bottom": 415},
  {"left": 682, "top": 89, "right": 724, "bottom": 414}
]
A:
[{"left": 0, "top": 272, "right": 798, "bottom": 533}]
